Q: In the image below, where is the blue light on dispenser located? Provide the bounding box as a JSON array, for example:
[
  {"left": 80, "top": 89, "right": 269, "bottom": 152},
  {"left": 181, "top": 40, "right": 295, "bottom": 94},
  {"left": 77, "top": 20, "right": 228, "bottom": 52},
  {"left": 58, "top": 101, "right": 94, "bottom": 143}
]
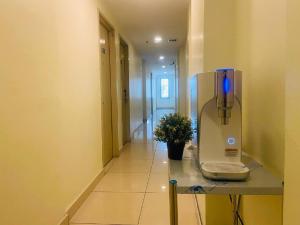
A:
[
  {"left": 227, "top": 137, "right": 236, "bottom": 145},
  {"left": 223, "top": 77, "right": 231, "bottom": 94}
]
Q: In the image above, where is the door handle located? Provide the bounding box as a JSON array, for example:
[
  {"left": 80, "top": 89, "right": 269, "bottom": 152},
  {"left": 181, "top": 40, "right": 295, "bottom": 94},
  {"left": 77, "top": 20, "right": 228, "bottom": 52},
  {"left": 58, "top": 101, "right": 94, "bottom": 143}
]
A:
[{"left": 123, "top": 89, "right": 128, "bottom": 102}]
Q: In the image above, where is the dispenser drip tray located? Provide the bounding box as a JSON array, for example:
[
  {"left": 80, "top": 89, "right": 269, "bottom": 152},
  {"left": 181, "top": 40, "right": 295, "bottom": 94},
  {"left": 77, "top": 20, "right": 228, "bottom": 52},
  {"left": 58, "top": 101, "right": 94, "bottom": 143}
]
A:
[{"left": 201, "top": 162, "right": 250, "bottom": 181}]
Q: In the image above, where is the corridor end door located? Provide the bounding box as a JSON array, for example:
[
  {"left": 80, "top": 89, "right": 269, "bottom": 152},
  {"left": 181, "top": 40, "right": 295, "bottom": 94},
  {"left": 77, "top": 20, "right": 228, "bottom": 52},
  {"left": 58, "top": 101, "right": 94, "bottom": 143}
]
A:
[
  {"left": 155, "top": 74, "right": 176, "bottom": 109},
  {"left": 100, "top": 22, "right": 113, "bottom": 166},
  {"left": 120, "top": 40, "right": 131, "bottom": 145}
]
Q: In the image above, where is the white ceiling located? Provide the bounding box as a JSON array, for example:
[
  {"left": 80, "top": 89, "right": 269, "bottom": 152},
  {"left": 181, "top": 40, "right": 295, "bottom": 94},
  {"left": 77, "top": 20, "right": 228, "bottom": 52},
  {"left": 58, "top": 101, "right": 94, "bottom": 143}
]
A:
[{"left": 100, "top": 0, "right": 189, "bottom": 72}]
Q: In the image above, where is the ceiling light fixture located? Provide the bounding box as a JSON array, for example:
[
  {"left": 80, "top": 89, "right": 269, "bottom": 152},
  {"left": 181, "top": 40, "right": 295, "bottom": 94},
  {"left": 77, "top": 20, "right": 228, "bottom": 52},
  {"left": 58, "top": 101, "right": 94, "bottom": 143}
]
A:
[
  {"left": 159, "top": 56, "right": 165, "bottom": 60},
  {"left": 154, "top": 36, "right": 162, "bottom": 43},
  {"left": 162, "top": 65, "right": 166, "bottom": 69},
  {"left": 164, "top": 72, "right": 167, "bottom": 74}
]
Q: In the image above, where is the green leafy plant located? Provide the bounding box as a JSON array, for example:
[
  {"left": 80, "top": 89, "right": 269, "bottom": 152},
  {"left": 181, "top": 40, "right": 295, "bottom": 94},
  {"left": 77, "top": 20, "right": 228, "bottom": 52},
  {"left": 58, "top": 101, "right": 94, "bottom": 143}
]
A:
[{"left": 154, "top": 113, "right": 193, "bottom": 144}]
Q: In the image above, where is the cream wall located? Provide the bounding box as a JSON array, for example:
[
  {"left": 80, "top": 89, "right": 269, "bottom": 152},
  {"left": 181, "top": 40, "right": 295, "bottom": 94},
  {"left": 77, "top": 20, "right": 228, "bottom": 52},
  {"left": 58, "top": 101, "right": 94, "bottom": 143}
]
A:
[
  {"left": 186, "top": 0, "right": 205, "bottom": 117},
  {"left": 0, "top": 1, "right": 103, "bottom": 225},
  {"left": 284, "top": 0, "right": 300, "bottom": 223},
  {"left": 142, "top": 60, "right": 147, "bottom": 121},
  {"left": 235, "top": 0, "right": 286, "bottom": 178},
  {"left": 145, "top": 66, "right": 152, "bottom": 120},
  {"left": 0, "top": 0, "right": 144, "bottom": 224},
  {"left": 143, "top": 63, "right": 153, "bottom": 120},
  {"left": 128, "top": 48, "right": 144, "bottom": 133},
  {"left": 235, "top": 0, "right": 285, "bottom": 223},
  {"left": 187, "top": 0, "right": 204, "bottom": 76},
  {"left": 203, "top": 0, "right": 235, "bottom": 71},
  {"left": 178, "top": 45, "right": 188, "bottom": 116},
  {"left": 187, "top": 0, "right": 285, "bottom": 224}
]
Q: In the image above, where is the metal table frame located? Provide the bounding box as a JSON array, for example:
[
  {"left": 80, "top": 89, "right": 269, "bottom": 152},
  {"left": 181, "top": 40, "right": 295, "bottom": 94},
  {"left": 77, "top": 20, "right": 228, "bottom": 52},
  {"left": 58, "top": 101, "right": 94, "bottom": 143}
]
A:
[{"left": 168, "top": 149, "right": 283, "bottom": 225}]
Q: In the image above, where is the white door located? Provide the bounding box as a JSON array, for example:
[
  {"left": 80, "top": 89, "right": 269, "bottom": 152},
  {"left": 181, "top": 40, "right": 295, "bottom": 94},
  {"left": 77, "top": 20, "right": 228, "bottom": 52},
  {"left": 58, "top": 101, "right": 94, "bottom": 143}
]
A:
[{"left": 155, "top": 74, "right": 176, "bottom": 109}]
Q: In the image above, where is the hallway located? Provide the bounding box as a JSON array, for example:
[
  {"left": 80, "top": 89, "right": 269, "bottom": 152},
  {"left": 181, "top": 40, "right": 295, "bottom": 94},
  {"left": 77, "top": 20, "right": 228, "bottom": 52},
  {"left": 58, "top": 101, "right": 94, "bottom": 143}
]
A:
[
  {"left": 1, "top": 0, "right": 300, "bottom": 225},
  {"left": 70, "top": 110, "right": 201, "bottom": 225}
]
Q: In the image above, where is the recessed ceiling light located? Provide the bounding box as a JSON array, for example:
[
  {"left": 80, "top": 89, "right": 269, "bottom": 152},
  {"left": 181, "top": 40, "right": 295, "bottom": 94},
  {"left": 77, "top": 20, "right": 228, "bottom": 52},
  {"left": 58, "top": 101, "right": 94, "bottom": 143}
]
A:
[
  {"left": 164, "top": 72, "right": 167, "bottom": 74},
  {"left": 99, "top": 39, "right": 106, "bottom": 45},
  {"left": 154, "top": 36, "right": 162, "bottom": 43},
  {"left": 162, "top": 65, "right": 166, "bottom": 69},
  {"left": 159, "top": 56, "right": 165, "bottom": 60}
]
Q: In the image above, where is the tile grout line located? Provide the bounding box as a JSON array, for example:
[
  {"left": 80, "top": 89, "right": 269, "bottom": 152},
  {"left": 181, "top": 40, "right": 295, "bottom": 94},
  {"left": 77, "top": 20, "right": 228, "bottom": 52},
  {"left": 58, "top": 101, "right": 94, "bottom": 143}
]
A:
[
  {"left": 72, "top": 125, "right": 168, "bottom": 225},
  {"left": 91, "top": 141, "right": 153, "bottom": 225},
  {"left": 70, "top": 223, "right": 136, "bottom": 225},
  {"left": 93, "top": 191, "right": 146, "bottom": 194},
  {"left": 136, "top": 141, "right": 157, "bottom": 225}
]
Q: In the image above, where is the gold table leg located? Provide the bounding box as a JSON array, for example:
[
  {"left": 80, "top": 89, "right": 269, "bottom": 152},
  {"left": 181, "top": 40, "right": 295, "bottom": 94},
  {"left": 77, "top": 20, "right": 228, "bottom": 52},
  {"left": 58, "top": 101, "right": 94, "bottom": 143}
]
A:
[{"left": 169, "top": 180, "right": 178, "bottom": 225}]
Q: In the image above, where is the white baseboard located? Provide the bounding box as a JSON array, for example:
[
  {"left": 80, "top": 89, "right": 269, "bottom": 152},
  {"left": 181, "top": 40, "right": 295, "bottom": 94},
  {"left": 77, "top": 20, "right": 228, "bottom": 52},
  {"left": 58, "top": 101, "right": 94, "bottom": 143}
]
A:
[{"left": 57, "top": 159, "right": 115, "bottom": 225}]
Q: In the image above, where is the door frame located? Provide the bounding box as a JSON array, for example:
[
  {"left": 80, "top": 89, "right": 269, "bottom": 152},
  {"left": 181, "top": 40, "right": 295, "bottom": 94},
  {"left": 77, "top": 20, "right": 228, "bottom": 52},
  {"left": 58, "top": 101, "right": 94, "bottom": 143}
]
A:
[
  {"left": 99, "top": 14, "right": 120, "bottom": 163},
  {"left": 120, "top": 37, "right": 131, "bottom": 145},
  {"left": 174, "top": 60, "right": 179, "bottom": 113},
  {"left": 150, "top": 72, "right": 153, "bottom": 117}
]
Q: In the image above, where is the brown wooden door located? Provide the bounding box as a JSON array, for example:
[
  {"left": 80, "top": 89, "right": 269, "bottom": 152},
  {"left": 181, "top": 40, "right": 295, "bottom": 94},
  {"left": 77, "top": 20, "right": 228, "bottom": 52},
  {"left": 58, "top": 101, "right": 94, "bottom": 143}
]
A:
[
  {"left": 100, "top": 23, "right": 113, "bottom": 166},
  {"left": 120, "top": 41, "right": 130, "bottom": 145}
]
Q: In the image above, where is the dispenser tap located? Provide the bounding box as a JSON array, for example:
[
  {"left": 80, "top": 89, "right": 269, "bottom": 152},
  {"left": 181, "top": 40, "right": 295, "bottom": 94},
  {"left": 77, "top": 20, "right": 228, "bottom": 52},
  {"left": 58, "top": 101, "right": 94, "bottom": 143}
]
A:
[{"left": 216, "top": 68, "right": 235, "bottom": 125}]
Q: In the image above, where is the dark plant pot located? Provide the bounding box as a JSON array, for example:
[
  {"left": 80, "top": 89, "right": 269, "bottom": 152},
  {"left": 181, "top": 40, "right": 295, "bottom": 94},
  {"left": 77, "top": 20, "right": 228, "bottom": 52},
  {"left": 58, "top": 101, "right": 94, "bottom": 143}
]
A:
[{"left": 167, "top": 142, "right": 185, "bottom": 160}]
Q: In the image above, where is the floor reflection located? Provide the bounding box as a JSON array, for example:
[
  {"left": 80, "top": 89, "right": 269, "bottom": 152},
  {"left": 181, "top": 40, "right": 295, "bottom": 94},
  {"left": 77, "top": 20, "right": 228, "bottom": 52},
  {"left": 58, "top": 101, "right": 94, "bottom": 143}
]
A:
[
  {"left": 71, "top": 107, "right": 200, "bottom": 225},
  {"left": 131, "top": 109, "right": 175, "bottom": 144}
]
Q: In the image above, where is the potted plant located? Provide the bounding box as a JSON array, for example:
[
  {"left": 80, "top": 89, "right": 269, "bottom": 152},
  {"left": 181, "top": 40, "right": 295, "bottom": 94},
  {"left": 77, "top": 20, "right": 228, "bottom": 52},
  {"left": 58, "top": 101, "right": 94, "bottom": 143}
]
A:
[{"left": 154, "top": 113, "right": 193, "bottom": 160}]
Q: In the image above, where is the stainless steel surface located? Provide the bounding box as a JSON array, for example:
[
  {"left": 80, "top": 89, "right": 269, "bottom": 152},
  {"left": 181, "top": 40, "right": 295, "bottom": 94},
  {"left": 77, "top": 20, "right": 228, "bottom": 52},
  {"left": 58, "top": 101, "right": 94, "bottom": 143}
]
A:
[
  {"left": 216, "top": 69, "right": 235, "bottom": 125},
  {"left": 169, "top": 148, "right": 283, "bottom": 195},
  {"left": 169, "top": 180, "right": 178, "bottom": 225}
]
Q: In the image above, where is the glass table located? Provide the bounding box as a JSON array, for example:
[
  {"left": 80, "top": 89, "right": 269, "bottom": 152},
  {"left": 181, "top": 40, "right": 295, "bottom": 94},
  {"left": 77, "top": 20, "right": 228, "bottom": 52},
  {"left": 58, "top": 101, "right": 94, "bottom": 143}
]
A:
[{"left": 168, "top": 148, "right": 283, "bottom": 225}]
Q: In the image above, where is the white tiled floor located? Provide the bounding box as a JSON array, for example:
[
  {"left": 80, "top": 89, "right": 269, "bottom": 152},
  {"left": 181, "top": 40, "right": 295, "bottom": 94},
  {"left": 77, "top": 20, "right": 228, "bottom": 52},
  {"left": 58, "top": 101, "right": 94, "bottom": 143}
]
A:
[
  {"left": 109, "top": 159, "right": 153, "bottom": 174},
  {"left": 139, "top": 193, "right": 199, "bottom": 225},
  {"left": 95, "top": 173, "right": 149, "bottom": 193},
  {"left": 71, "top": 192, "right": 144, "bottom": 224},
  {"left": 70, "top": 110, "right": 201, "bottom": 225},
  {"left": 147, "top": 173, "right": 169, "bottom": 192}
]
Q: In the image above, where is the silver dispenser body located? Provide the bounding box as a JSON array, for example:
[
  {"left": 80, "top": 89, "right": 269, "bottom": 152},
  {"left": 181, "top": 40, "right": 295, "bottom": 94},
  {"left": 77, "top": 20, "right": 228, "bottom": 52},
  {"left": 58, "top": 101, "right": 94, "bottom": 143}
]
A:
[
  {"left": 216, "top": 69, "right": 235, "bottom": 125},
  {"left": 190, "top": 69, "right": 242, "bottom": 164}
]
